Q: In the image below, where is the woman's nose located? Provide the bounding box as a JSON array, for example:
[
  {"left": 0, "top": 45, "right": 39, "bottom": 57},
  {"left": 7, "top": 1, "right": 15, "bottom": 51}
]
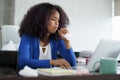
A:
[{"left": 55, "top": 21, "right": 59, "bottom": 25}]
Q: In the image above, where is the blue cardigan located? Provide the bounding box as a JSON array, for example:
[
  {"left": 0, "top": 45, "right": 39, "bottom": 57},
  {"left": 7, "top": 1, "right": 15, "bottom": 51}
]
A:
[{"left": 18, "top": 34, "right": 76, "bottom": 70}]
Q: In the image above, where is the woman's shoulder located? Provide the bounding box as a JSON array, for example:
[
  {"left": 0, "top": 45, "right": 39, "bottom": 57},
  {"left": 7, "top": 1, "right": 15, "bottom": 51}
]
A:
[{"left": 21, "top": 34, "right": 38, "bottom": 40}]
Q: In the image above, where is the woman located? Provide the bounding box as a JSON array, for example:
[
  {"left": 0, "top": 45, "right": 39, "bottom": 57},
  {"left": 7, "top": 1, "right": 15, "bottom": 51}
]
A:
[{"left": 18, "top": 3, "right": 76, "bottom": 70}]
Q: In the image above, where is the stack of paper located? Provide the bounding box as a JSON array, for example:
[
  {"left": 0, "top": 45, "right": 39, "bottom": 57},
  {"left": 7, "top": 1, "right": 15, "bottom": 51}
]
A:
[
  {"left": 37, "top": 67, "right": 77, "bottom": 76},
  {"left": 19, "top": 66, "right": 38, "bottom": 77}
]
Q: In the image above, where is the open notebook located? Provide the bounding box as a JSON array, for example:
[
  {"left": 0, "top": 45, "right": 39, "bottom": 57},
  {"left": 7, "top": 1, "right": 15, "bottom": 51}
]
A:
[
  {"left": 37, "top": 67, "right": 77, "bottom": 76},
  {"left": 18, "top": 66, "right": 89, "bottom": 77},
  {"left": 37, "top": 66, "right": 89, "bottom": 76}
]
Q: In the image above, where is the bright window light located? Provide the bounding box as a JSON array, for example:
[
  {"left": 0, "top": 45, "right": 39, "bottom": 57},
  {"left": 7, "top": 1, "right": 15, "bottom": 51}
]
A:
[{"left": 112, "top": 16, "right": 120, "bottom": 40}]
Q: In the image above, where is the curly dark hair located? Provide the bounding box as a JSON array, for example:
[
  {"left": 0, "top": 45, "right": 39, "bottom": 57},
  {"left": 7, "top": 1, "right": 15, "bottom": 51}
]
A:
[{"left": 19, "top": 3, "right": 69, "bottom": 40}]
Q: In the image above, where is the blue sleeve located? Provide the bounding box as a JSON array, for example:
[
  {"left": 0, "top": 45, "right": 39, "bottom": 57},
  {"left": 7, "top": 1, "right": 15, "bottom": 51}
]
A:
[
  {"left": 57, "top": 40, "right": 76, "bottom": 66},
  {"left": 18, "top": 34, "right": 51, "bottom": 70}
]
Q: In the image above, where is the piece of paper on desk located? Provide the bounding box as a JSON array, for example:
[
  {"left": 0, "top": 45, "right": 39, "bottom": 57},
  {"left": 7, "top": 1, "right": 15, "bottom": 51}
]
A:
[
  {"left": 18, "top": 66, "right": 38, "bottom": 77},
  {"left": 37, "top": 67, "right": 77, "bottom": 76},
  {"left": 117, "top": 66, "right": 120, "bottom": 74},
  {"left": 75, "top": 66, "right": 89, "bottom": 75}
]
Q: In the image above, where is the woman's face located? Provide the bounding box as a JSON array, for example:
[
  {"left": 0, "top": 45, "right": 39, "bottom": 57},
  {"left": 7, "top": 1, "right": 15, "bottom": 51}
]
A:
[{"left": 47, "top": 10, "right": 60, "bottom": 34}]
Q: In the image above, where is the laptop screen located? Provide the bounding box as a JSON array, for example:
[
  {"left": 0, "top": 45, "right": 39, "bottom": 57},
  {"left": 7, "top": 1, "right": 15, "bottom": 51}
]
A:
[{"left": 87, "top": 39, "right": 120, "bottom": 72}]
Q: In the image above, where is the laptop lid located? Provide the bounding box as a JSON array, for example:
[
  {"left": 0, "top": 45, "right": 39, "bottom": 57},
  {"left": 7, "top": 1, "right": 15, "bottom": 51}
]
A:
[{"left": 87, "top": 39, "right": 120, "bottom": 72}]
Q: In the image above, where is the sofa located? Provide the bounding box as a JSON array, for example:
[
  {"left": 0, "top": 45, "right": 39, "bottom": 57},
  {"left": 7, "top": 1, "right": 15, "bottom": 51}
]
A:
[
  {"left": 0, "top": 25, "right": 19, "bottom": 76},
  {"left": 1, "top": 25, "right": 20, "bottom": 50}
]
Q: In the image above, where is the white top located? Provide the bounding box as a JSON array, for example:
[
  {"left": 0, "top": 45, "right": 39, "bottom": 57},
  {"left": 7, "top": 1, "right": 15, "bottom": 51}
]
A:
[{"left": 39, "top": 43, "right": 51, "bottom": 60}]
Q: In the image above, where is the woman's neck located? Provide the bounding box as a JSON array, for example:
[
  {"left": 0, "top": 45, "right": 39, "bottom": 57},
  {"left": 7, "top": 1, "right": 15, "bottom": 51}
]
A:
[{"left": 40, "top": 36, "right": 49, "bottom": 47}]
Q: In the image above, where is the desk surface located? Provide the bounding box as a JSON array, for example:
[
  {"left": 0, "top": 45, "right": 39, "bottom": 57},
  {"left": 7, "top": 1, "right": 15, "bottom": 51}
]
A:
[
  {"left": 0, "top": 74, "right": 120, "bottom": 80},
  {"left": 1, "top": 65, "right": 120, "bottom": 80}
]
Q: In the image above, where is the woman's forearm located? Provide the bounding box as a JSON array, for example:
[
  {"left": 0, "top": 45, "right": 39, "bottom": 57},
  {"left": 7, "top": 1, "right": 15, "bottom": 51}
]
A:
[{"left": 63, "top": 39, "right": 71, "bottom": 49}]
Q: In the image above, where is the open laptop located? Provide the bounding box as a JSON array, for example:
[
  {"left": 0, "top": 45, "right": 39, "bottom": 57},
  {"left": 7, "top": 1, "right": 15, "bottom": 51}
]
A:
[{"left": 87, "top": 39, "right": 120, "bottom": 72}]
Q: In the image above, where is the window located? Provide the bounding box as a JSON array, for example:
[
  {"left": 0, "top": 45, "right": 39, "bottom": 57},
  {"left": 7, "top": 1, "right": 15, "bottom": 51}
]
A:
[{"left": 112, "top": 16, "right": 120, "bottom": 40}]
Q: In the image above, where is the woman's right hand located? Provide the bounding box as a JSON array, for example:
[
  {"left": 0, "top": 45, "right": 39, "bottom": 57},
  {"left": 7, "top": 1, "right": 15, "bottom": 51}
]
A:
[{"left": 50, "top": 59, "right": 71, "bottom": 69}]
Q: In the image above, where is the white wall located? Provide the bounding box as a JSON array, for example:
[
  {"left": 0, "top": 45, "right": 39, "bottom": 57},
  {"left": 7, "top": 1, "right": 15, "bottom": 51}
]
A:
[{"left": 14, "top": 0, "right": 112, "bottom": 52}]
